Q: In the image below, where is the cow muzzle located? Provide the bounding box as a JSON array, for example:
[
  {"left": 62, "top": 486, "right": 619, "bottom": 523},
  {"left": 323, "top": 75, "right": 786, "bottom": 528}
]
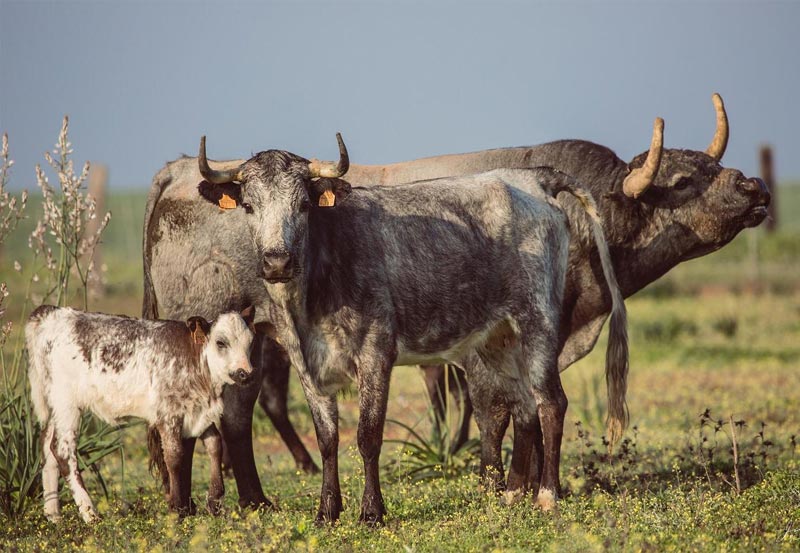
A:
[
  {"left": 261, "top": 251, "right": 294, "bottom": 283},
  {"left": 738, "top": 177, "right": 771, "bottom": 227}
]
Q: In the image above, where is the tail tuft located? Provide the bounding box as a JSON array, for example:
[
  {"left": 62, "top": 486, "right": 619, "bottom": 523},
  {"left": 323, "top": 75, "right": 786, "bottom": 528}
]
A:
[
  {"left": 147, "top": 426, "right": 170, "bottom": 492},
  {"left": 533, "top": 166, "right": 630, "bottom": 449}
]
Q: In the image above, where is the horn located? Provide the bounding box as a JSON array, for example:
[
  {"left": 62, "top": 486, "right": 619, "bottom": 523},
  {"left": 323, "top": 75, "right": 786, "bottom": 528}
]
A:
[
  {"left": 198, "top": 136, "right": 242, "bottom": 184},
  {"left": 308, "top": 133, "right": 349, "bottom": 178},
  {"left": 623, "top": 117, "right": 664, "bottom": 199},
  {"left": 705, "top": 92, "right": 729, "bottom": 161}
]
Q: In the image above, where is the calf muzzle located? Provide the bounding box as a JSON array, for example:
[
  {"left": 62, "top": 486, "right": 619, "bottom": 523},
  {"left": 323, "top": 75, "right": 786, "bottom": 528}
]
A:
[{"left": 232, "top": 368, "right": 254, "bottom": 385}]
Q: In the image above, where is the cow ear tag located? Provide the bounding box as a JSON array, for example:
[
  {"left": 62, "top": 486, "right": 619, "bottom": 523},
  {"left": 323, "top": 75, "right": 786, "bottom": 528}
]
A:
[
  {"left": 218, "top": 193, "right": 237, "bottom": 210},
  {"left": 319, "top": 189, "right": 336, "bottom": 207}
]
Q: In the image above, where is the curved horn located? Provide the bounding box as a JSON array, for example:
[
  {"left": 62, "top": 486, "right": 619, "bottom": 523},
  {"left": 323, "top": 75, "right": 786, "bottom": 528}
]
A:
[
  {"left": 308, "top": 133, "right": 349, "bottom": 178},
  {"left": 705, "top": 92, "right": 729, "bottom": 161},
  {"left": 198, "top": 136, "right": 242, "bottom": 184},
  {"left": 623, "top": 117, "right": 664, "bottom": 198}
]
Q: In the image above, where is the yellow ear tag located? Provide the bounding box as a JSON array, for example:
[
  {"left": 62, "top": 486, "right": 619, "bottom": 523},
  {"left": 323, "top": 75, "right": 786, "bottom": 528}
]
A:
[
  {"left": 319, "top": 189, "right": 336, "bottom": 207},
  {"left": 218, "top": 193, "right": 237, "bottom": 210}
]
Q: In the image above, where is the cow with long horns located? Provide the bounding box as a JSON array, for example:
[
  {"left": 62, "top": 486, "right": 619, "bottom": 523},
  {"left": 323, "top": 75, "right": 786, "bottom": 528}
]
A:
[{"left": 142, "top": 93, "right": 769, "bottom": 508}]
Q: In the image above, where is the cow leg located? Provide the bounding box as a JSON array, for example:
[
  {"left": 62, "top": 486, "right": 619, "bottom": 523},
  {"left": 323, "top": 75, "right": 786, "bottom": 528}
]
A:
[
  {"left": 503, "top": 410, "right": 536, "bottom": 505},
  {"left": 258, "top": 362, "right": 319, "bottom": 474},
  {"left": 178, "top": 437, "right": 197, "bottom": 515},
  {"left": 524, "top": 417, "right": 545, "bottom": 497},
  {"left": 421, "top": 364, "right": 447, "bottom": 442},
  {"left": 52, "top": 412, "right": 97, "bottom": 523},
  {"left": 41, "top": 422, "right": 61, "bottom": 521},
  {"left": 201, "top": 425, "right": 224, "bottom": 515},
  {"left": 450, "top": 365, "right": 473, "bottom": 453},
  {"left": 220, "top": 362, "right": 272, "bottom": 509},
  {"left": 303, "top": 391, "right": 341, "bottom": 524},
  {"left": 357, "top": 357, "right": 392, "bottom": 526},
  {"left": 531, "top": 372, "right": 567, "bottom": 511},
  {"left": 460, "top": 354, "right": 508, "bottom": 492}
]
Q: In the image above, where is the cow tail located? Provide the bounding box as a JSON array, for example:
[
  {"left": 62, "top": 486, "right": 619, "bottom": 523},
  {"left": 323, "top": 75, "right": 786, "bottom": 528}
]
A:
[
  {"left": 147, "top": 426, "right": 170, "bottom": 492},
  {"left": 536, "top": 167, "right": 630, "bottom": 449},
  {"left": 25, "top": 322, "right": 50, "bottom": 425},
  {"left": 142, "top": 168, "right": 172, "bottom": 320}
]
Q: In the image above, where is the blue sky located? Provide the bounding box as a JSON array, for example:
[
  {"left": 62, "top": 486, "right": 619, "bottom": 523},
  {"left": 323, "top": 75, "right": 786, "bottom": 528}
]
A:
[{"left": 1, "top": 0, "right": 798, "bottom": 188}]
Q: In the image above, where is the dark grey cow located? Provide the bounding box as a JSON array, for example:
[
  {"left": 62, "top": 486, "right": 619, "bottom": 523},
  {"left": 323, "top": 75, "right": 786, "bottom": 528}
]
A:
[
  {"left": 142, "top": 93, "right": 769, "bottom": 510},
  {"left": 194, "top": 133, "right": 627, "bottom": 522}
]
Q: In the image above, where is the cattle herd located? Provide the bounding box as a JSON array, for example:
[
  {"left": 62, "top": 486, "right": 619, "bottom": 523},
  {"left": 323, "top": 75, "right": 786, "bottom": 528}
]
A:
[{"left": 27, "top": 93, "right": 770, "bottom": 524}]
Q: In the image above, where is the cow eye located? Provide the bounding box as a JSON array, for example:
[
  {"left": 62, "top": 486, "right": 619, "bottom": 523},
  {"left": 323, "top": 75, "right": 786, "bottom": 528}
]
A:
[
  {"left": 673, "top": 177, "right": 692, "bottom": 190},
  {"left": 216, "top": 340, "right": 227, "bottom": 350},
  {"left": 241, "top": 202, "right": 254, "bottom": 214},
  {"left": 299, "top": 199, "right": 311, "bottom": 213}
]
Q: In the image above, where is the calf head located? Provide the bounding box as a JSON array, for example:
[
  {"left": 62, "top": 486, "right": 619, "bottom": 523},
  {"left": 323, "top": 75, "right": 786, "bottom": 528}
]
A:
[
  {"left": 193, "top": 306, "right": 256, "bottom": 386},
  {"left": 197, "top": 135, "right": 350, "bottom": 283},
  {"left": 612, "top": 94, "right": 770, "bottom": 261}
]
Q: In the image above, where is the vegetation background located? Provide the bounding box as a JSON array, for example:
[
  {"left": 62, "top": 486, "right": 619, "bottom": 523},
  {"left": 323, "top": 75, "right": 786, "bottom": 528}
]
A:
[{"left": 0, "top": 133, "right": 797, "bottom": 549}]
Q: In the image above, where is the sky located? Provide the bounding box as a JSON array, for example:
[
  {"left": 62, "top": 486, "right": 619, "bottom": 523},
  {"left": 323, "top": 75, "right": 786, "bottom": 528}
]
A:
[{"left": 1, "top": 0, "right": 798, "bottom": 189}]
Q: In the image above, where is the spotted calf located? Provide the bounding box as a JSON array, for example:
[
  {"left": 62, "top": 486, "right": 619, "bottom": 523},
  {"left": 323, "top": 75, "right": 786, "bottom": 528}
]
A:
[{"left": 25, "top": 305, "right": 255, "bottom": 522}]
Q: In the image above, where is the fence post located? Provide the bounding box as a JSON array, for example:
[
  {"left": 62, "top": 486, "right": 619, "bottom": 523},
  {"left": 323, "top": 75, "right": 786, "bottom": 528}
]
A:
[
  {"left": 760, "top": 145, "right": 777, "bottom": 232},
  {"left": 87, "top": 163, "right": 108, "bottom": 298}
]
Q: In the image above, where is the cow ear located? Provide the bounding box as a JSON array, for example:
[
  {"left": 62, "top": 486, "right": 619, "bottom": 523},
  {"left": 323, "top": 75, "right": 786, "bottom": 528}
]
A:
[
  {"left": 198, "top": 180, "right": 244, "bottom": 211},
  {"left": 187, "top": 316, "right": 211, "bottom": 345},
  {"left": 307, "top": 177, "right": 352, "bottom": 208},
  {"left": 240, "top": 305, "right": 256, "bottom": 332}
]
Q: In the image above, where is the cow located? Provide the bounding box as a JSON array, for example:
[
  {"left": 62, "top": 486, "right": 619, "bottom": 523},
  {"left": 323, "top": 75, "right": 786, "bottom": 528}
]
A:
[
  {"left": 192, "top": 132, "right": 627, "bottom": 522},
  {"left": 142, "top": 93, "right": 770, "bottom": 509},
  {"left": 26, "top": 304, "right": 256, "bottom": 522}
]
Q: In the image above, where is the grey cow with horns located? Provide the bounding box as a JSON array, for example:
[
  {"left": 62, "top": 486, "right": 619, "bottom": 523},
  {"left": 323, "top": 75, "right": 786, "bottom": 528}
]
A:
[{"left": 192, "top": 132, "right": 627, "bottom": 522}]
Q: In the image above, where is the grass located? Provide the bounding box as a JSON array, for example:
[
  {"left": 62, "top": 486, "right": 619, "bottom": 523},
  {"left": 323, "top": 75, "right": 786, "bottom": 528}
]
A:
[{"left": 0, "top": 186, "right": 799, "bottom": 550}]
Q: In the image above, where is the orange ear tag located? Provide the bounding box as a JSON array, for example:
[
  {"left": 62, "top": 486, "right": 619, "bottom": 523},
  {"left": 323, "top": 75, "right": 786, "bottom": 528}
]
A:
[
  {"left": 319, "top": 189, "right": 336, "bottom": 207},
  {"left": 218, "top": 193, "right": 237, "bottom": 210}
]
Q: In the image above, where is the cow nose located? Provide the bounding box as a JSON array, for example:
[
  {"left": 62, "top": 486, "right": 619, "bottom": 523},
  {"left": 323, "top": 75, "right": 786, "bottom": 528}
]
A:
[
  {"left": 262, "top": 251, "right": 292, "bottom": 280},
  {"left": 738, "top": 178, "right": 770, "bottom": 204}
]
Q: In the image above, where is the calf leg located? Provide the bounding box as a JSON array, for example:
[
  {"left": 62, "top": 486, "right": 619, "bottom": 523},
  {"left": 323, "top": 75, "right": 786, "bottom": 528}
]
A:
[
  {"left": 450, "top": 366, "right": 473, "bottom": 453},
  {"left": 503, "top": 410, "right": 537, "bottom": 505},
  {"left": 201, "top": 425, "right": 224, "bottom": 515},
  {"left": 220, "top": 362, "right": 272, "bottom": 509},
  {"left": 357, "top": 359, "right": 392, "bottom": 525},
  {"left": 524, "top": 417, "right": 545, "bottom": 497},
  {"left": 52, "top": 412, "right": 97, "bottom": 523},
  {"left": 41, "top": 422, "right": 61, "bottom": 521},
  {"left": 158, "top": 419, "right": 191, "bottom": 516}
]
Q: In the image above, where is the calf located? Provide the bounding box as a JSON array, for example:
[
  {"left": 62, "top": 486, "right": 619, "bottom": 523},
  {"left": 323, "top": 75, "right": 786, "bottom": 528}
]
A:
[{"left": 26, "top": 305, "right": 255, "bottom": 522}]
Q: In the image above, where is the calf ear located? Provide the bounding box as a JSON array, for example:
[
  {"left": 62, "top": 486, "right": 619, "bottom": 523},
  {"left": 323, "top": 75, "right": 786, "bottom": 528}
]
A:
[
  {"left": 307, "top": 177, "right": 352, "bottom": 208},
  {"left": 187, "top": 316, "right": 211, "bottom": 345},
  {"left": 240, "top": 305, "right": 256, "bottom": 332},
  {"left": 198, "top": 181, "right": 244, "bottom": 211}
]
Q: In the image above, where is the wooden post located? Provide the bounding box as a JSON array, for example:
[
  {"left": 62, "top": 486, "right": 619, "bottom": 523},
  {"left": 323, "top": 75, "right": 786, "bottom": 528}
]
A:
[
  {"left": 760, "top": 145, "right": 777, "bottom": 232},
  {"left": 86, "top": 163, "right": 108, "bottom": 298}
]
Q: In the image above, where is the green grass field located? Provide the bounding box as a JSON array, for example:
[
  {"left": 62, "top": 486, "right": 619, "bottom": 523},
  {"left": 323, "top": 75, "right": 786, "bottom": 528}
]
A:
[{"left": 1, "top": 186, "right": 799, "bottom": 551}]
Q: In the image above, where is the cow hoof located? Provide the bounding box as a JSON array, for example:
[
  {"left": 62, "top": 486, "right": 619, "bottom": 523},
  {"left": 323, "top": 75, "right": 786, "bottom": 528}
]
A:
[
  {"left": 314, "top": 511, "right": 341, "bottom": 527},
  {"left": 45, "top": 513, "right": 62, "bottom": 523},
  {"left": 534, "top": 489, "right": 557, "bottom": 512},
  {"left": 238, "top": 496, "right": 273, "bottom": 511},
  {"left": 500, "top": 488, "right": 525, "bottom": 507}
]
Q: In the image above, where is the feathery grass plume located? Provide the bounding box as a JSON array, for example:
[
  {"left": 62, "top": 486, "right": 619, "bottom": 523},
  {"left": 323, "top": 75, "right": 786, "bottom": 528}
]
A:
[{"left": 0, "top": 120, "right": 130, "bottom": 520}]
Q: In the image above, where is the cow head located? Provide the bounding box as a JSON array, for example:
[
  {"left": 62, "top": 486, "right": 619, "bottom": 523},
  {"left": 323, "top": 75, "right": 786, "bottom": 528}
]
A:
[
  {"left": 613, "top": 94, "right": 770, "bottom": 260},
  {"left": 197, "top": 135, "right": 349, "bottom": 282},
  {"left": 194, "top": 306, "right": 256, "bottom": 386}
]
